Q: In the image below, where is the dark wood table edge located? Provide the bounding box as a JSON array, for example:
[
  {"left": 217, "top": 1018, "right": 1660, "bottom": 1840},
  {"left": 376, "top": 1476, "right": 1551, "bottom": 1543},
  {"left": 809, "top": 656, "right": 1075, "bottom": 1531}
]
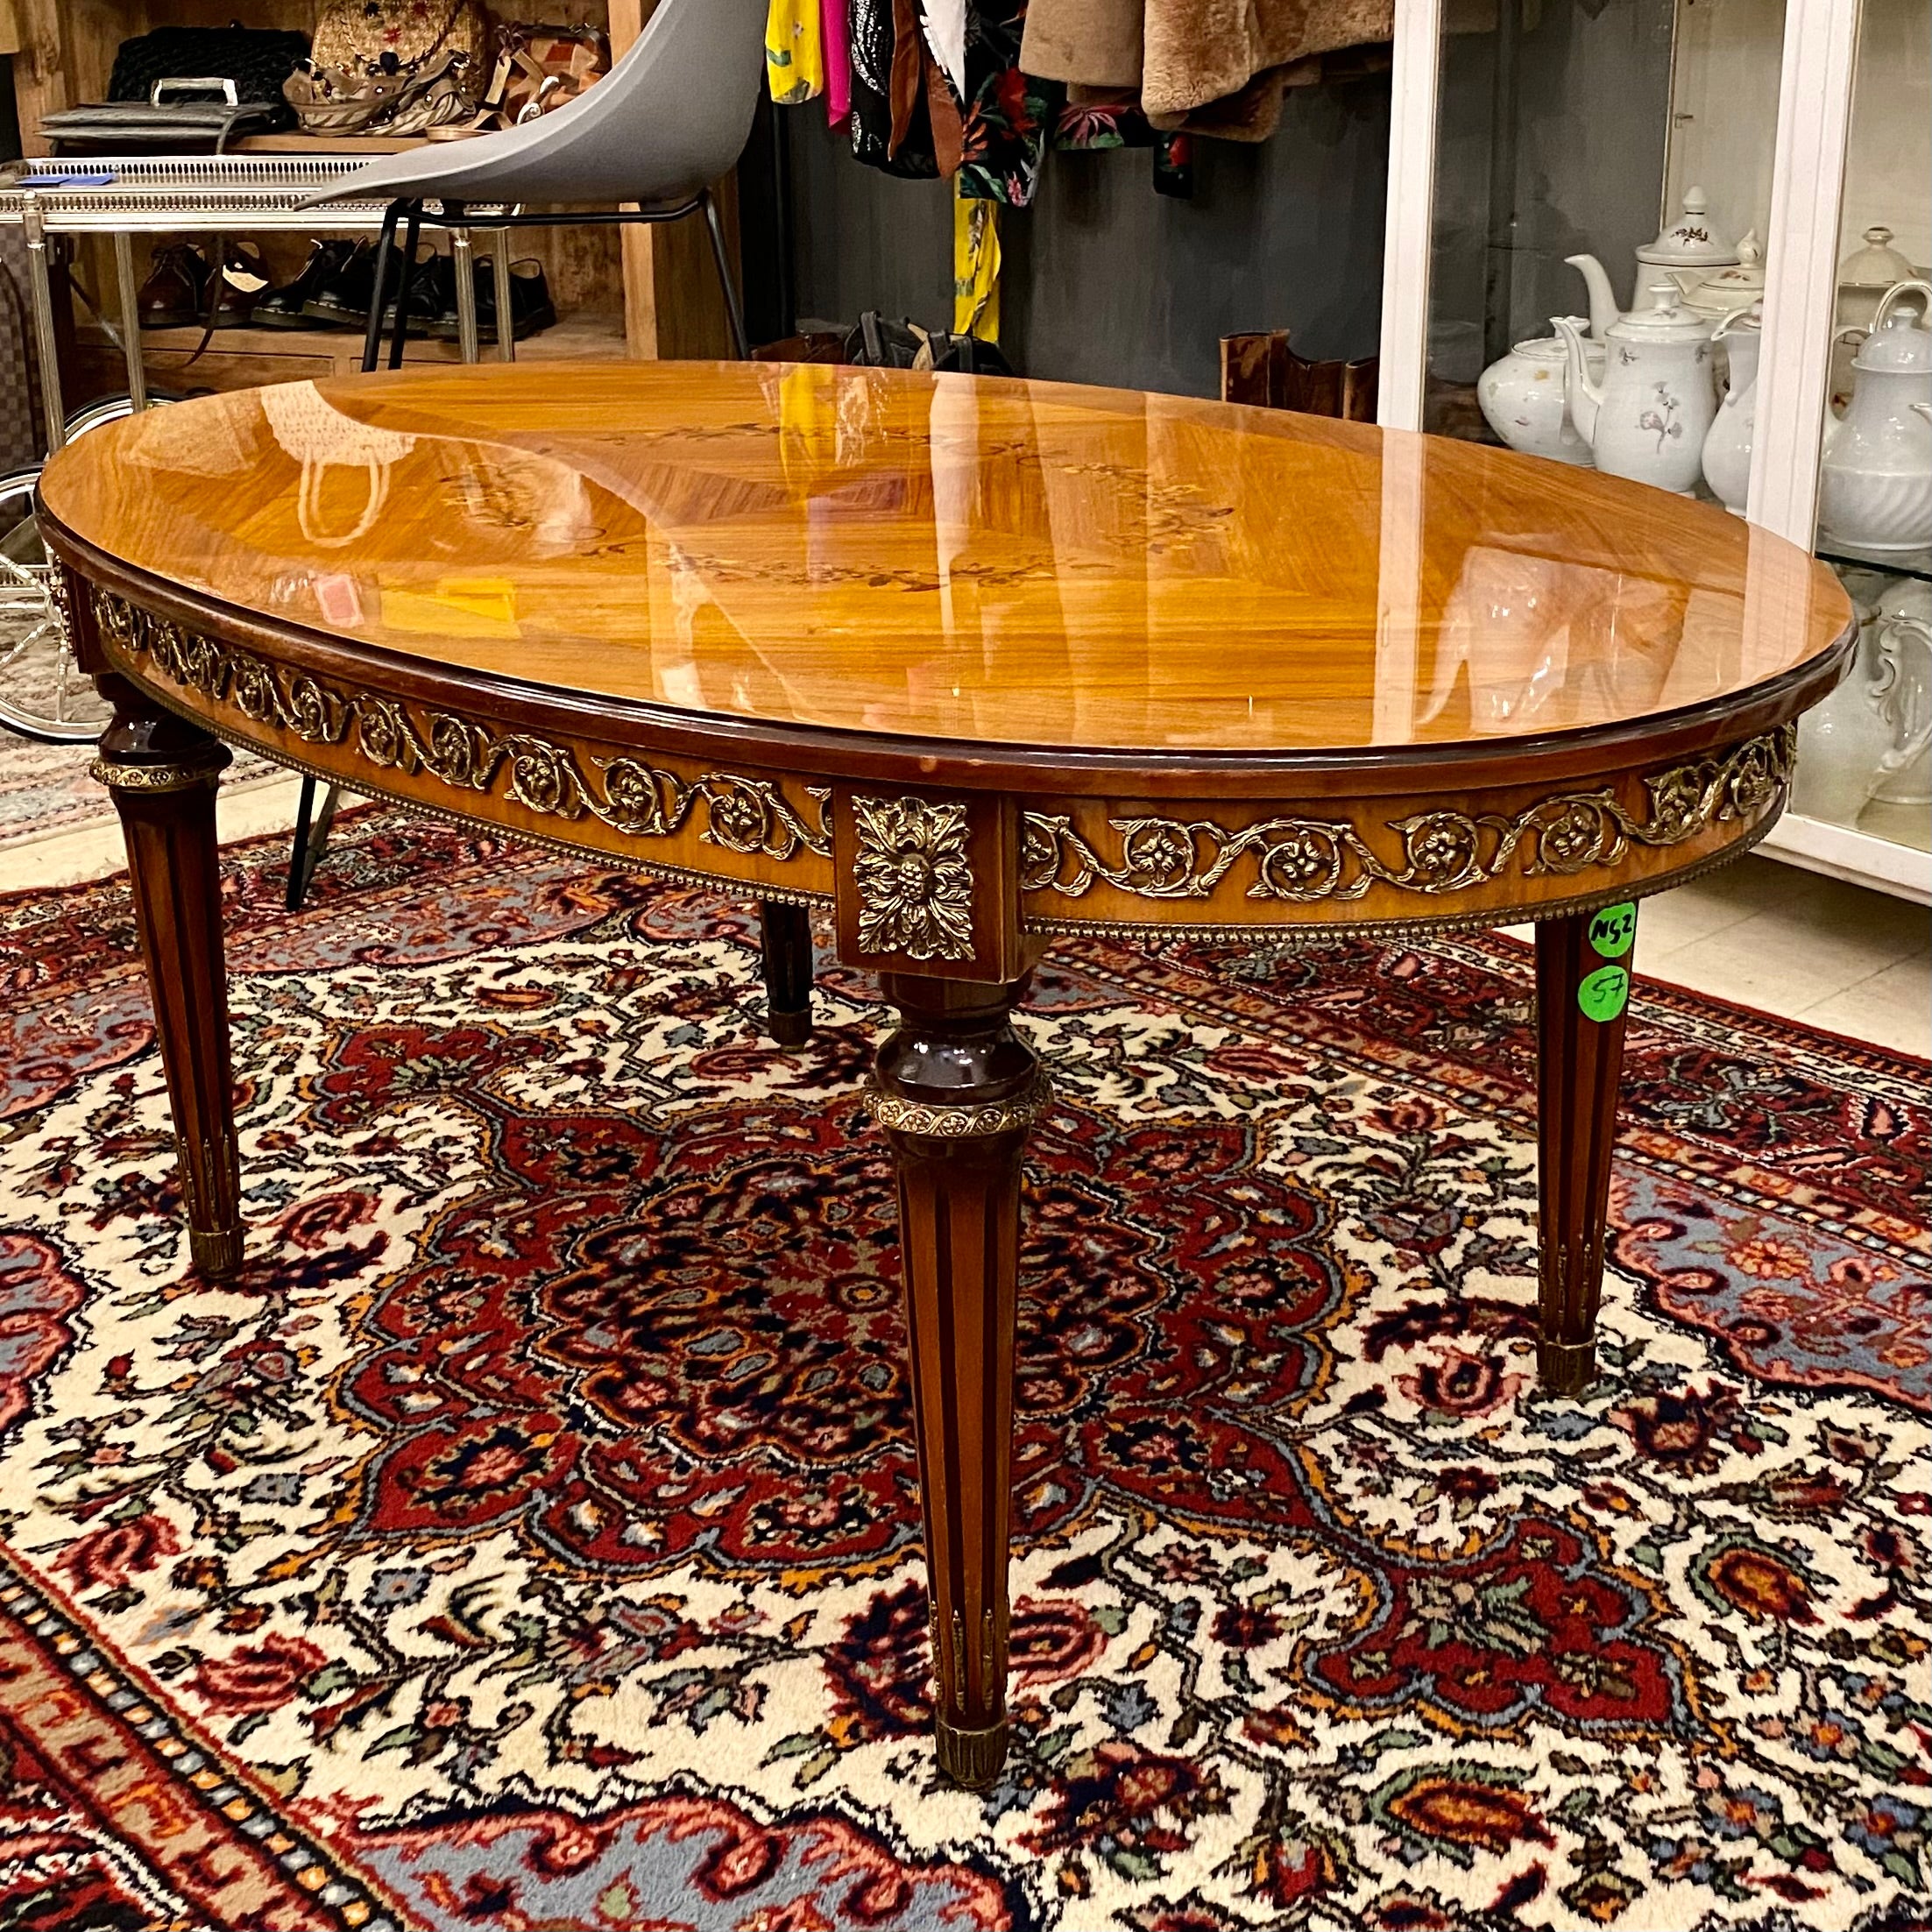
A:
[{"left": 39, "top": 506, "right": 1858, "bottom": 803}]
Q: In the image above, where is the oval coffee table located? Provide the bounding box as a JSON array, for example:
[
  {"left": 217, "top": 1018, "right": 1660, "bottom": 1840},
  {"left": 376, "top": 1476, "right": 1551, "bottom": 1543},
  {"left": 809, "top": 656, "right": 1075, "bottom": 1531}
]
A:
[{"left": 37, "top": 363, "right": 1854, "bottom": 1789}]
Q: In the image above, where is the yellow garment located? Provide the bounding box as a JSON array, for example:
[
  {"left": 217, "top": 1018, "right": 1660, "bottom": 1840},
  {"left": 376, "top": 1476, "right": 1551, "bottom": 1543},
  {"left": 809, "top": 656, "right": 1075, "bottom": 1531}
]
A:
[
  {"left": 765, "top": 0, "right": 824, "bottom": 103},
  {"left": 953, "top": 188, "right": 1001, "bottom": 343}
]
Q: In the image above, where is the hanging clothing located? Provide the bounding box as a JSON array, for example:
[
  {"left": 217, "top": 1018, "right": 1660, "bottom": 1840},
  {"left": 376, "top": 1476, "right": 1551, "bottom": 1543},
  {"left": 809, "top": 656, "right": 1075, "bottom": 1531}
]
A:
[
  {"left": 956, "top": 0, "right": 1062, "bottom": 208},
  {"left": 1020, "top": 0, "right": 1392, "bottom": 125},
  {"left": 821, "top": 0, "right": 852, "bottom": 124},
  {"left": 849, "top": 0, "right": 939, "bottom": 174},
  {"left": 918, "top": 0, "right": 969, "bottom": 96},
  {"left": 1051, "top": 91, "right": 1192, "bottom": 196},
  {"left": 765, "top": 0, "right": 824, "bottom": 103},
  {"left": 953, "top": 184, "right": 1001, "bottom": 340}
]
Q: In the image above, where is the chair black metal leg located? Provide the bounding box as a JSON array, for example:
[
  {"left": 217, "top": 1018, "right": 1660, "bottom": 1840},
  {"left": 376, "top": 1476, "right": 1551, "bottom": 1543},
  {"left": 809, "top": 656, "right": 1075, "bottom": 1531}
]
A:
[
  {"left": 362, "top": 200, "right": 404, "bottom": 374},
  {"left": 387, "top": 202, "right": 421, "bottom": 372},
  {"left": 759, "top": 900, "right": 813, "bottom": 1045},
  {"left": 284, "top": 776, "right": 342, "bottom": 912},
  {"left": 702, "top": 188, "right": 749, "bottom": 360}
]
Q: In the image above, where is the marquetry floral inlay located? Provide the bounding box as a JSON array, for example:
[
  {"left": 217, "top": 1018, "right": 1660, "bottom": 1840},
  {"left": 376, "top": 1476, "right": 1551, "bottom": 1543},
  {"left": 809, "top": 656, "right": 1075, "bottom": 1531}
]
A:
[
  {"left": 92, "top": 591, "right": 832, "bottom": 864},
  {"left": 1018, "top": 727, "right": 1794, "bottom": 905},
  {"left": 851, "top": 794, "right": 976, "bottom": 961}
]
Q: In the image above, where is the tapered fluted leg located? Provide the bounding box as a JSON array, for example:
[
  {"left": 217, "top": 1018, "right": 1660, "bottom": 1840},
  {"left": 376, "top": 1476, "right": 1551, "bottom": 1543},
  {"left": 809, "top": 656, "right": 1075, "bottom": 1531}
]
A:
[
  {"left": 1535, "top": 902, "right": 1637, "bottom": 1392},
  {"left": 92, "top": 676, "right": 243, "bottom": 1279},
  {"left": 873, "top": 973, "right": 1046, "bottom": 1790},
  {"left": 759, "top": 900, "right": 813, "bottom": 1045}
]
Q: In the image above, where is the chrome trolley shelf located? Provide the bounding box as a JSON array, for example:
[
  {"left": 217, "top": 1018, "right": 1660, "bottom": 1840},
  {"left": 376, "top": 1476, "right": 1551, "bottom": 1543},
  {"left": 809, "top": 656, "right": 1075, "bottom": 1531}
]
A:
[
  {"left": 0, "top": 154, "right": 515, "bottom": 447},
  {"left": 0, "top": 156, "right": 513, "bottom": 745}
]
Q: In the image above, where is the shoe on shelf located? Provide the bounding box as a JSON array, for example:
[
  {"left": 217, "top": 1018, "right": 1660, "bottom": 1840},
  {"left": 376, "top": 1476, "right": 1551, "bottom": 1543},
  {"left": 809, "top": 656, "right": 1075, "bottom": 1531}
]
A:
[
  {"left": 138, "top": 243, "right": 209, "bottom": 329},
  {"left": 300, "top": 240, "right": 386, "bottom": 329},
  {"left": 254, "top": 240, "right": 359, "bottom": 329},
  {"left": 378, "top": 251, "right": 457, "bottom": 340},
  {"left": 429, "top": 258, "right": 557, "bottom": 343},
  {"left": 209, "top": 242, "right": 271, "bottom": 329}
]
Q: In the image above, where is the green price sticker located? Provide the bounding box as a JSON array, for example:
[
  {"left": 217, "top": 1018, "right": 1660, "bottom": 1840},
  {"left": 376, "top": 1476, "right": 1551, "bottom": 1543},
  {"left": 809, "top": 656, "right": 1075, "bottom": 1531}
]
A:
[
  {"left": 1578, "top": 964, "right": 1630, "bottom": 1023},
  {"left": 1588, "top": 902, "right": 1637, "bottom": 959}
]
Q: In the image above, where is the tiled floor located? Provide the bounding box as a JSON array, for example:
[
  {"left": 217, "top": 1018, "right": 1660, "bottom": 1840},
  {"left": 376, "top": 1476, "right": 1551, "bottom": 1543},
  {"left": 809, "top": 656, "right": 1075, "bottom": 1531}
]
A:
[
  {"left": 4, "top": 774, "right": 1928, "bottom": 1058},
  {"left": 1626, "top": 855, "right": 1929, "bottom": 1055}
]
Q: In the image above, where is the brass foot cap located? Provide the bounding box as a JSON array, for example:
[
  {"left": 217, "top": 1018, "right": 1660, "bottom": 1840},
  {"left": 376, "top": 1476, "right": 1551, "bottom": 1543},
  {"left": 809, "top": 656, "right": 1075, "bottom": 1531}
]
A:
[
  {"left": 768, "top": 1008, "right": 812, "bottom": 1048},
  {"left": 189, "top": 1224, "right": 244, "bottom": 1279},
  {"left": 935, "top": 1717, "right": 1009, "bottom": 1791},
  {"left": 1538, "top": 1337, "right": 1596, "bottom": 1395}
]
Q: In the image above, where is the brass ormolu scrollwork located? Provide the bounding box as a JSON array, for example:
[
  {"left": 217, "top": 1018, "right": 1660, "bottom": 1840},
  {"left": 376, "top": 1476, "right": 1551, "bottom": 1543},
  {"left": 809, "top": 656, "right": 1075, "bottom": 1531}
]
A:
[
  {"left": 92, "top": 591, "right": 833, "bottom": 864},
  {"left": 1017, "top": 726, "right": 1794, "bottom": 905}
]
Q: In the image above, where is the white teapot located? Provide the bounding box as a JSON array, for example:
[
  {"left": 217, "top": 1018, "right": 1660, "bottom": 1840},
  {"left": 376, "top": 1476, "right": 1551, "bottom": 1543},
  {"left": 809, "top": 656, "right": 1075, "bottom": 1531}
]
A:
[
  {"left": 1554, "top": 286, "right": 1717, "bottom": 494},
  {"left": 1818, "top": 280, "right": 1932, "bottom": 554},
  {"left": 1566, "top": 190, "right": 1742, "bottom": 341}
]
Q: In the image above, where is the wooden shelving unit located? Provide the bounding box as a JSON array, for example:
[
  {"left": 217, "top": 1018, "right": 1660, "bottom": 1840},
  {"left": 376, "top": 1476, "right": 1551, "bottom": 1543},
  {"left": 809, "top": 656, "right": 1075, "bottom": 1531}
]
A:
[{"left": 7, "top": 0, "right": 739, "bottom": 396}]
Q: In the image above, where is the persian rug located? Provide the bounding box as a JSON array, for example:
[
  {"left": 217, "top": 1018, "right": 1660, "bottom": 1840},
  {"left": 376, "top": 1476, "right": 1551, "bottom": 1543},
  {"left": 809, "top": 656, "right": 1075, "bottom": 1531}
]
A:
[{"left": 0, "top": 804, "right": 1926, "bottom": 1932}]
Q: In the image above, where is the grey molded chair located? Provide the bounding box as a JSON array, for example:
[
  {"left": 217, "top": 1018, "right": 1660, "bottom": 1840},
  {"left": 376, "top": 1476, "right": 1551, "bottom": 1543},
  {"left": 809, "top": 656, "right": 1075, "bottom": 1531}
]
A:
[
  {"left": 283, "top": 0, "right": 819, "bottom": 1043},
  {"left": 300, "top": 0, "right": 768, "bottom": 370}
]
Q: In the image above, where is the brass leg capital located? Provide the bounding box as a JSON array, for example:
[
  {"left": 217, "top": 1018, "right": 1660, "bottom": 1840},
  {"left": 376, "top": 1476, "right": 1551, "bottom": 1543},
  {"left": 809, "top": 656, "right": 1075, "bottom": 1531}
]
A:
[
  {"left": 88, "top": 751, "right": 230, "bottom": 795},
  {"left": 1538, "top": 1337, "right": 1596, "bottom": 1394},
  {"left": 935, "top": 1716, "right": 1009, "bottom": 1791}
]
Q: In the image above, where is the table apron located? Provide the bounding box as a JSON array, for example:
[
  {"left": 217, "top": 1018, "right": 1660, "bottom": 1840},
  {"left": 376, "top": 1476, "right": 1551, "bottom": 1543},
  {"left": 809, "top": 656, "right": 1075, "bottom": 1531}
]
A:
[{"left": 77, "top": 576, "right": 1799, "bottom": 951}]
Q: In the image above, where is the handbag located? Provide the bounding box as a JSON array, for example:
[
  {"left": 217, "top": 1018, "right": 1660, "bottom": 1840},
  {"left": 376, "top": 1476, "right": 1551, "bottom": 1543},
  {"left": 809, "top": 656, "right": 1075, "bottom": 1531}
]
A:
[
  {"left": 483, "top": 22, "right": 610, "bottom": 124},
  {"left": 284, "top": 0, "right": 487, "bottom": 138},
  {"left": 39, "top": 24, "right": 310, "bottom": 151},
  {"left": 845, "top": 312, "right": 1014, "bottom": 377}
]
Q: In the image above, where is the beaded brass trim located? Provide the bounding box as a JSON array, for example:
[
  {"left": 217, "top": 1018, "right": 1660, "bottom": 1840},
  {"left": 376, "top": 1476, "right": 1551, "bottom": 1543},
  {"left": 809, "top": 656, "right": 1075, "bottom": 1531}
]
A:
[
  {"left": 851, "top": 793, "right": 976, "bottom": 961},
  {"left": 866, "top": 1076, "right": 1051, "bottom": 1139},
  {"left": 1018, "top": 726, "right": 1794, "bottom": 906},
  {"left": 92, "top": 590, "right": 833, "bottom": 865},
  {"left": 87, "top": 755, "right": 227, "bottom": 793}
]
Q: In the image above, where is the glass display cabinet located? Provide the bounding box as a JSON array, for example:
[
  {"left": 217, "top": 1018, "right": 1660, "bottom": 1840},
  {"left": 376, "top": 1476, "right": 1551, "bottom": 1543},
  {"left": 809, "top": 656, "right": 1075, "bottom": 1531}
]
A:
[{"left": 1378, "top": 0, "right": 1931, "bottom": 902}]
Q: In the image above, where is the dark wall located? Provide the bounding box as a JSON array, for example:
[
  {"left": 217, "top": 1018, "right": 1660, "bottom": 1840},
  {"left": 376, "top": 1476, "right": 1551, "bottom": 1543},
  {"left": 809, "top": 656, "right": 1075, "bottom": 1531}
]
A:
[{"left": 783, "top": 74, "right": 1391, "bottom": 400}]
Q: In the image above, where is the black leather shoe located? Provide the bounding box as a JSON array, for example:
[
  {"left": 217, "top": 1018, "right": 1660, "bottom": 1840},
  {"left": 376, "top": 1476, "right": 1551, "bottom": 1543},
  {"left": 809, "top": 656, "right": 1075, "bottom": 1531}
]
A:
[
  {"left": 138, "top": 243, "right": 210, "bottom": 329},
  {"left": 378, "top": 251, "right": 456, "bottom": 339},
  {"left": 255, "top": 240, "right": 358, "bottom": 329},
  {"left": 301, "top": 241, "right": 383, "bottom": 329},
  {"left": 429, "top": 257, "right": 556, "bottom": 343}
]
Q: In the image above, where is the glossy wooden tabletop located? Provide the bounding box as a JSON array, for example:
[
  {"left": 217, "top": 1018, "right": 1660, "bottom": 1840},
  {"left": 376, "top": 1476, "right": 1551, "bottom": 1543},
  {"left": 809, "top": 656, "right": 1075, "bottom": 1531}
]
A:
[{"left": 39, "top": 362, "right": 1851, "bottom": 764}]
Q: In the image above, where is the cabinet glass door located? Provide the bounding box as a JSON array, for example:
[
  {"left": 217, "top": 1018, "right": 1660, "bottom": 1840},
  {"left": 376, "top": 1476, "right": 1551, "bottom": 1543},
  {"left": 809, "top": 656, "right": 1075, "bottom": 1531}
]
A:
[
  {"left": 1421, "top": 0, "right": 1786, "bottom": 469},
  {"left": 1796, "top": 0, "right": 1930, "bottom": 863}
]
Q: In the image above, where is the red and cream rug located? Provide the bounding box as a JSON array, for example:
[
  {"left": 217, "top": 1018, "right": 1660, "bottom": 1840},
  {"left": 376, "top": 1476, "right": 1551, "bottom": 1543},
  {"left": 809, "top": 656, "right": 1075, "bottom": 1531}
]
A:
[{"left": 0, "top": 806, "right": 1925, "bottom": 1932}]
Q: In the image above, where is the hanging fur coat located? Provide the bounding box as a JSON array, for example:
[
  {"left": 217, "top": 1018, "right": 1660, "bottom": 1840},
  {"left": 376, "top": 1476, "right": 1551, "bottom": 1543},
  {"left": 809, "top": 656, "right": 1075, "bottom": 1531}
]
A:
[{"left": 1021, "top": 0, "right": 1392, "bottom": 128}]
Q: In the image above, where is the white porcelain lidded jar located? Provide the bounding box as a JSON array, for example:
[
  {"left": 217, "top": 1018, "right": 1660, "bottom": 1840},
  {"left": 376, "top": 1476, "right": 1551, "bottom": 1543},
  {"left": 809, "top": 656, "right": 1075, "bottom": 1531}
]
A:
[
  {"left": 1637, "top": 188, "right": 1741, "bottom": 298},
  {"left": 1476, "top": 322, "right": 1602, "bottom": 466},
  {"left": 1838, "top": 227, "right": 1921, "bottom": 334}
]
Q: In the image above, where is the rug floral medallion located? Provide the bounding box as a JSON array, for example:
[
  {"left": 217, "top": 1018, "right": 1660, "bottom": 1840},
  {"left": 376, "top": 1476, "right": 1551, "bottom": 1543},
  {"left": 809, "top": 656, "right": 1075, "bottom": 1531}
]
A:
[{"left": 0, "top": 809, "right": 1925, "bottom": 1932}]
